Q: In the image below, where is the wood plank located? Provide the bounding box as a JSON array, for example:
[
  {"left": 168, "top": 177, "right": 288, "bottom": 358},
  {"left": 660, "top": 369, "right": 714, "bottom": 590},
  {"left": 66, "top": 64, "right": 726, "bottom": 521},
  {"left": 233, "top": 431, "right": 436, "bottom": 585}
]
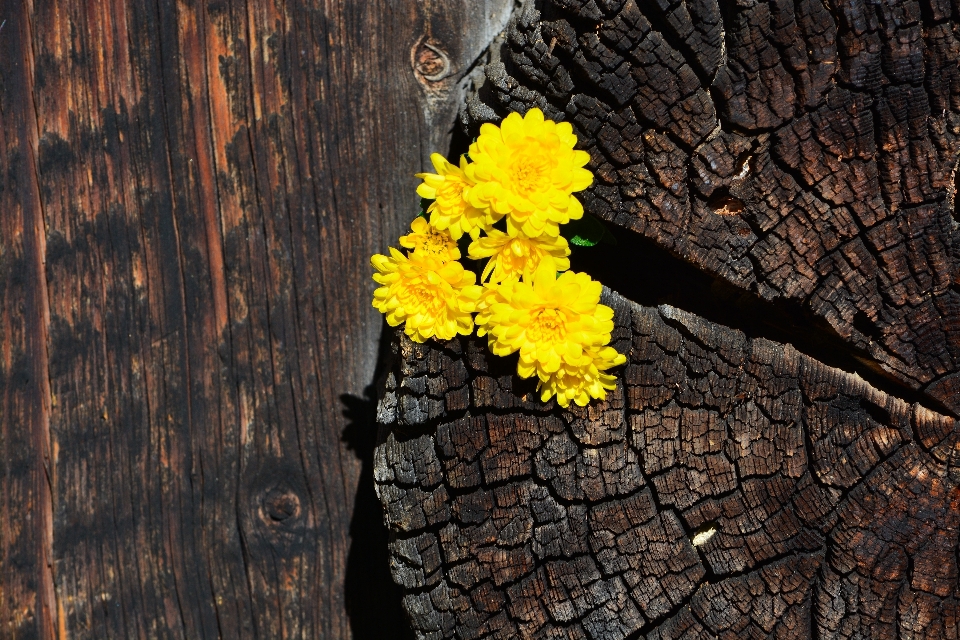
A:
[
  {"left": 0, "top": 1, "right": 58, "bottom": 636},
  {"left": 0, "top": 0, "right": 512, "bottom": 637}
]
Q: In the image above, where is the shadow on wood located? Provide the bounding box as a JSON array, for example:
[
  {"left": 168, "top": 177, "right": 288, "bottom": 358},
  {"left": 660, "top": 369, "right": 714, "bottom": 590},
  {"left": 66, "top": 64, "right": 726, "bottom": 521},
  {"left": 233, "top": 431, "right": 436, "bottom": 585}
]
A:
[{"left": 342, "top": 387, "right": 415, "bottom": 640}]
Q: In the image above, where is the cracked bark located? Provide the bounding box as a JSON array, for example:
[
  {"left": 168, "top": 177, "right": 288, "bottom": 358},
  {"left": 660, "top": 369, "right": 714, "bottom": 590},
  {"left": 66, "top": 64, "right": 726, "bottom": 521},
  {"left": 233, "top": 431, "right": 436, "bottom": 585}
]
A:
[{"left": 375, "top": 0, "right": 960, "bottom": 638}]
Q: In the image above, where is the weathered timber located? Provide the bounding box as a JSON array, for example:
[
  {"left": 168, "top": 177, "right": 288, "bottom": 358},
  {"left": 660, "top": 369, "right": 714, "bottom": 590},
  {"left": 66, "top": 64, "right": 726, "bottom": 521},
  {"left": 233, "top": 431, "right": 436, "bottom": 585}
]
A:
[
  {"left": 0, "top": 0, "right": 512, "bottom": 638},
  {"left": 460, "top": 0, "right": 960, "bottom": 415},
  {"left": 375, "top": 291, "right": 960, "bottom": 639},
  {"left": 374, "top": 0, "right": 960, "bottom": 637}
]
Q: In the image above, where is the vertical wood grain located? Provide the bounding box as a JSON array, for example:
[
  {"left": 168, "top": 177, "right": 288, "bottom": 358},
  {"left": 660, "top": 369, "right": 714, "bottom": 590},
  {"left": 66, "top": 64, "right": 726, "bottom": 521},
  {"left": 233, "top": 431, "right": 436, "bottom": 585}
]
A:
[
  {"left": 0, "top": 0, "right": 514, "bottom": 637},
  {"left": 0, "top": 1, "right": 59, "bottom": 637}
]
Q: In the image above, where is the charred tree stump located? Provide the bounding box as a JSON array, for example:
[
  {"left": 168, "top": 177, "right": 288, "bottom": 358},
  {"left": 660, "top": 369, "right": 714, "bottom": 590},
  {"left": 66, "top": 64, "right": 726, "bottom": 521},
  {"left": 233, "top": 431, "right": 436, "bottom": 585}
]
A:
[
  {"left": 375, "top": 0, "right": 960, "bottom": 638},
  {"left": 377, "top": 295, "right": 960, "bottom": 639}
]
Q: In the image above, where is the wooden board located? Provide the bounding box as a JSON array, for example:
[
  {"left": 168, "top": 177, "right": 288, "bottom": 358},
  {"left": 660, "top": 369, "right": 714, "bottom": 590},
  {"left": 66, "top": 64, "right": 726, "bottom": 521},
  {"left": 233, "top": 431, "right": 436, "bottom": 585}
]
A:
[{"left": 0, "top": 0, "right": 512, "bottom": 637}]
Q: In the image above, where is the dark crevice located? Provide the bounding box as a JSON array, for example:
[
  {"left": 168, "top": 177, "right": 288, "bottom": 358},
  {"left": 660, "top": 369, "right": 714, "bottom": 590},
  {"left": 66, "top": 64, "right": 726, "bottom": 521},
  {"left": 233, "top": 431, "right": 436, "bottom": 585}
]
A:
[
  {"left": 622, "top": 582, "right": 701, "bottom": 640},
  {"left": 852, "top": 310, "right": 884, "bottom": 346},
  {"left": 704, "top": 548, "right": 826, "bottom": 592},
  {"left": 810, "top": 562, "right": 827, "bottom": 640},
  {"left": 569, "top": 220, "right": 959, "bottom": 419},
  {"left": 859, "top": 397, "right": 892, "bottom": 426},
  {"left": 447, "top": 110, "right": 475, "bottom": 165}
]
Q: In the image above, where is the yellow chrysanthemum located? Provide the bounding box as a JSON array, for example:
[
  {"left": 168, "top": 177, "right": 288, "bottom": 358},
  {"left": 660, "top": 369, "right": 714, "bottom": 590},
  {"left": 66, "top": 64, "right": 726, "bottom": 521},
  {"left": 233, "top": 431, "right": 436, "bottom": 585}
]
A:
[
  {"left": 468, "top": 229, "right": 570, "bottom": 283},
  {"left": 371, "top": 248, "right": 482, "bottom": 342},
  {"left": 475, "top": 262, "right": 625, "bottom": 406},
  {"left": 416, "top": 153, "right": 491, "bottom": 240},
  {"left": 536, "top": 345, "right": 625, "bottom": 407},
  {"left": 399, "top": 217, "right": 460, "bottom": 262},
  {"left": 465, "top": 108, "right": 593, "bottom": 238}
]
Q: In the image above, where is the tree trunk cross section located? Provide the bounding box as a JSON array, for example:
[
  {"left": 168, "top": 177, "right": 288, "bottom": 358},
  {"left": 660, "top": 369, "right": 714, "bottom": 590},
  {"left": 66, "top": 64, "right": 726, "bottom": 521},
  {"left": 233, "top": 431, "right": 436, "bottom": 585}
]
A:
[
  {"left": 465, "top": 0, "right": 960, "bottom": 414},
  {"left": 376, "top": 293, "right": 960, "bottom": 639},
  {"left": 375, "top": 0, "right": 960, "bottom": 638}
]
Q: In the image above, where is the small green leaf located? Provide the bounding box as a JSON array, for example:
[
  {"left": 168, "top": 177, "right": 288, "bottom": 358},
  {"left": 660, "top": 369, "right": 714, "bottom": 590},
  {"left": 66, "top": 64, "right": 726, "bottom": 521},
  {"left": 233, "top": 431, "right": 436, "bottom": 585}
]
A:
[
  {"left": 564, "top": 214, "right": 611, "bottom": 247},
  {"left": 569, "top": 234, "right": 598, "bottom": 247}
]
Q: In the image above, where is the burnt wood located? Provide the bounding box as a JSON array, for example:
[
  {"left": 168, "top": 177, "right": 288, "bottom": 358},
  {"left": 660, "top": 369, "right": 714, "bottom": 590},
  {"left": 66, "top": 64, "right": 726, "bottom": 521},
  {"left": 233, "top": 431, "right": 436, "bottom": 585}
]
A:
[
  {"left": 375, "top": 0, "right": 960, "bottom": 638},
  {"left": 0, "top": 0, "right": 513, "bottom": 638},
  {"left": 462, "top": 0, "right": 960, "bottom": 416},
  {"left": 376, "top": 292, "right": 960, "bottom": 639}
]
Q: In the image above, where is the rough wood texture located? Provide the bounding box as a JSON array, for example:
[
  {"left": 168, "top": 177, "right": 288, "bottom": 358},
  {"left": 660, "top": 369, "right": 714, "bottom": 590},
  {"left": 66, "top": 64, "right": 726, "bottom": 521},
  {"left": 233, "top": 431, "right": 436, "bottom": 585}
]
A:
[
  {"left": 461, "top": 0, "right": 960, "bottom": 415},
  {"left": 376, "top": 292, "right": 960, "bottom": 639},
  {"left": 0, "top": 0, "right": 512, "bottom": 637},
  {"left": 374, "top": 0, "right": 960, "bottom": 638}
]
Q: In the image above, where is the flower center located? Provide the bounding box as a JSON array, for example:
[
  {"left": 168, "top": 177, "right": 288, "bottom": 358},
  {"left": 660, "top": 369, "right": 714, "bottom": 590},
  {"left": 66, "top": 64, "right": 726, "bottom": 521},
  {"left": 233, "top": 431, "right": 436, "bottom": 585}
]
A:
[
  {"left": 416, "top": 233, "right": 452, "bottom": 257},
  {"left": 530, "top": 308, "right": 566, "bottom": 342},
  {"left": 508, "top": 238, "right": 531, "bottom": 258},
  {"left": 510, "top": 150, "right": 550, "bottom": 197},
  {"left": 408, "top": 283, "right": 444, "bottom": 314}
]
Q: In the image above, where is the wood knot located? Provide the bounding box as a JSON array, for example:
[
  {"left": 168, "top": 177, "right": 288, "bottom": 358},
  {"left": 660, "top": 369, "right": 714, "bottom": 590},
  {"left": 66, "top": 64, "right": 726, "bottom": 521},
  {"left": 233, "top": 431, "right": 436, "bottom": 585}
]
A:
[
  {"left": 264, "top": 487, "right": 300, "bottom": 523},
  {"left": 413, "top": 40, "right": 451, "bottom": 83},
  {"left": 244, "top": 461, "right": 309, "bottom": 533},
  {"left": 238, "top": 462, "right": 312, "bottom": 557}
]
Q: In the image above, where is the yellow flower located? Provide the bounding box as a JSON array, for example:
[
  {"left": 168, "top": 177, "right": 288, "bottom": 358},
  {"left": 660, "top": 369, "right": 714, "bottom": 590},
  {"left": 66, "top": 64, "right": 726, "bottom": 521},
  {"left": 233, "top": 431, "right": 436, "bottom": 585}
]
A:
[
  {"left": 399, "top": 217, "right": 460, "bottom": 262},
  {"left": 468, "top": 228, "right": 570, "bottom": 283},
  {"left": 416, "top": 154, "right": 490, "bottom": 240},
  {"left": 465, "top": 108, "right": 593, "bottom": 238},
  {"left": 371, "top": 248, "right": 482, "bottom": 342},
  {"left": 537, "top": 346, "right": 625, "bottom": 407},
  {"left": 475, "top": 262, "right": 625, "bottom": 406}
]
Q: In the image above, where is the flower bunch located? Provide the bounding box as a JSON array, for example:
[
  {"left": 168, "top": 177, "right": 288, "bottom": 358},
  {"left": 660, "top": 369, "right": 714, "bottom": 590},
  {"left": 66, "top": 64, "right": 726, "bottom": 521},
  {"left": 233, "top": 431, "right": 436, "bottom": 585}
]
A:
[{"left": 371, "top": 108, "right": 626, "bottom": 407}]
